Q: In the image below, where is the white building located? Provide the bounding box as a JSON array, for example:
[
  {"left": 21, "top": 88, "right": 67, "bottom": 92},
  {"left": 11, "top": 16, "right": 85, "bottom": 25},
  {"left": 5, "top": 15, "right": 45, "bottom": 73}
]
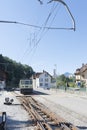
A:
[{"left": 33, "top": 70, "right": 52, "bottom": 89}]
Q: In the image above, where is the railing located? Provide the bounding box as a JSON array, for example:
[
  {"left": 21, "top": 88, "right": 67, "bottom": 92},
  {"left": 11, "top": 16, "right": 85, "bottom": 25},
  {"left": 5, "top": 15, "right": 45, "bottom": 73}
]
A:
[{"left": 50, "top": 86, "right": 87, "bottom": 95}]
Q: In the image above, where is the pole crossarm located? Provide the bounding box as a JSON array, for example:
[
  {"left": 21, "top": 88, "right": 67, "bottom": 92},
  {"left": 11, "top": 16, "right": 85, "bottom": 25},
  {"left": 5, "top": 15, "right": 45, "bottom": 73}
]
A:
[
  {"left": 0, "top": 20, "right": 42, "bottom": 29},
  {"left": 48, "top": 0, "right": 76, "bottom": 31}
]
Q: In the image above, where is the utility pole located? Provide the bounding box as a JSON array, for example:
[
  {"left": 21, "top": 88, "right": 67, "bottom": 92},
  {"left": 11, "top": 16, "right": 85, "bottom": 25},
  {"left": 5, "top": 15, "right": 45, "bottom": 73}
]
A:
[
  {"left": 0, "top": 63, "right": 9, "bottom": 89},
  {"left": 53, "top": 64, "right": 57, "bottom": 92}
]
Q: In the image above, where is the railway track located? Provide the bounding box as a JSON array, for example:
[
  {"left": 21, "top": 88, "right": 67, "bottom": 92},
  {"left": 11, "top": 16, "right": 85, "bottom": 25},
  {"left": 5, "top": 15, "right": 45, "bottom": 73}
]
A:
[{"left": 13, "top": 92, "right": 79, "bottom": 130}]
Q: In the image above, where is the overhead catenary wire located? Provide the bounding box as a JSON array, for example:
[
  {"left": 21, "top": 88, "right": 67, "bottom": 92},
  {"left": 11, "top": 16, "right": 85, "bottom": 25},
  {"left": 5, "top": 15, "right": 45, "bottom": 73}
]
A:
[
  {"left": 20, "top": 0, "right": 75, "bottom": 63},
  {"left": 30, "top": 3, "right": 57, "bottom": 49},
  {"left": 0, "top": 1, "right": 75, "bottom": 32},
  {"left": 19, "top": 33, "right": 37, "bottom": 62},
  {"left": 48, "top": 0, "right": 76, "bottom": 31},
  {"left": 44, "top": 2, "right": 57, "bottom": 27},
  {"left": 0, "top": 19, "right": 75, "bottom": 30},
  {"left": 25, "top": 3, "right": 57, "bottom": 52},
  {"left": 0, "top": 20, "right": 42, "bottom": 29},
  {"left": 32, "top": 1, "right": 70, "bottom": 50},
  {"left": 25, "top": 0, "right": 76, "bottom": 64},
  {"left": 0, "top": 0, "right": 75, "bottom": 63},
  {"left": 37, "top": 0, "right": 75, "bottom": 30},
  {"left": 20, "top": 3, "right": 57, "bottom": 63}
]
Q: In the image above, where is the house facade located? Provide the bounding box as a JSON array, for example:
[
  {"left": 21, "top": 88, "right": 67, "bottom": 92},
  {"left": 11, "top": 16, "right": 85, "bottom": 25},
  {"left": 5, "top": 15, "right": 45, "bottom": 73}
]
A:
[
  {"left": 33, "top": 70, "right": 52, "bottom": 89},
  {"left": 75, "top": 64, "right": 87, "bottom": 87}
]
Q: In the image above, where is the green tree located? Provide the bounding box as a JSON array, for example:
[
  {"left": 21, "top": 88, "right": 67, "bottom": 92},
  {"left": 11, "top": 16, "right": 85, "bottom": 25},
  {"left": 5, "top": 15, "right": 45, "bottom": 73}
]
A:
[
  {"left": 56, "top": 74, "right": 76, "bottom": 88},
  {"left": 0, "top": 54, "right": 35, "bottom": 88}
]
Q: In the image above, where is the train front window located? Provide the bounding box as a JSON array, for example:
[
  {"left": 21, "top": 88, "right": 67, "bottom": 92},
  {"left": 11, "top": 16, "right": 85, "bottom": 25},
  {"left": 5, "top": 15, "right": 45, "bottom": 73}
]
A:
[
  {"left": 20, "top": 80, "right": 32, "bottom": 86},
  {"left": 30, "top": 80, "right": 32, "bottom": 84},
  {"left": 21, "top": 81, "right": 25, "bottom": 85},
  {"left": 21, "top": 80, "right": 29, "bottom": 85},
  {"left": 25, "top": 81, "right": 30, "bottom": 85}
]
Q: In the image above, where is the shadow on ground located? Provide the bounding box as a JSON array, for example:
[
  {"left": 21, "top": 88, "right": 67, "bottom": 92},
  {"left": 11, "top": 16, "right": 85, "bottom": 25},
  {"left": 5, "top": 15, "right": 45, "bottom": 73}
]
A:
[
  {"left": 6, "top": 116, "right": 34, "bottom": 130},
  {"left": 77, "top": 126, "right": 87, "bottom": 130},
  {"left": 19, "top": 90, "right": 49, "bottom": 96},
  {"left": 33, "top": 90, "right": 49, "bottom": 95}
]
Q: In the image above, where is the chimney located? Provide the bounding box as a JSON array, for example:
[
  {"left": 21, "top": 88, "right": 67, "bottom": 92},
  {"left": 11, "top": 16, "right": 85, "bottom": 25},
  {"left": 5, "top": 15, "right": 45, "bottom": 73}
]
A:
[{"left": 82, "top": 63, "right": 84, "bottom": 67}]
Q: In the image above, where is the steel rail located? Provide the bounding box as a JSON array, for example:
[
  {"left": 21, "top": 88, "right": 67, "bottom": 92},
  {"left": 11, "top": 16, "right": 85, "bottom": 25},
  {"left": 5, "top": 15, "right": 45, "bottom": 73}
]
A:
[
  {"left": 20, "top": 96, "right": 53, "bottom": 130},
  {"left": 28, "top": 97, "right": 78, "bottom": 130},
  {"left": 13, "top": 92, "right": 79, "bottom": 130}
]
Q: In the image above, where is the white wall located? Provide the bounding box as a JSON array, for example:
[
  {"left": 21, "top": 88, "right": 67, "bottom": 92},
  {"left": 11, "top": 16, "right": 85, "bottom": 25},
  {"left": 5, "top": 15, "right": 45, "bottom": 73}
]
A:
[{"left": 38, "top": 72, "right": 51, "bottom": 88}]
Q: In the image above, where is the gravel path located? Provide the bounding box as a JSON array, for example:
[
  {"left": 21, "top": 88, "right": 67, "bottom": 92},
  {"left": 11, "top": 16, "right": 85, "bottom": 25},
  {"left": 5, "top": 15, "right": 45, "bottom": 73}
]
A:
[{"left": 33, "top": 88, "right": 87, "bottom": 130}]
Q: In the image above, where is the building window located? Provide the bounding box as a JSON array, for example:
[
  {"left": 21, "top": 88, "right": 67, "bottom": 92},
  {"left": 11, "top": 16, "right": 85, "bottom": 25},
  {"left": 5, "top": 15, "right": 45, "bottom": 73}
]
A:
[
  {"left": 45, "top": 78, "right": 49, "bottom": 82},
  {"left": 45, "top": 83, "right": 48, "bottom": 87},
  {"left": 82, "top": 75, "right": 84, "bottom": 78},
  {"left": 45, "top": 73, "right": 48, "bottom": 77},
  {"left": 40, "top": 83, "right": 43, "bottom": 86},
  {"left": 39, "top": 78, "right": 43, "bottom": 82}
]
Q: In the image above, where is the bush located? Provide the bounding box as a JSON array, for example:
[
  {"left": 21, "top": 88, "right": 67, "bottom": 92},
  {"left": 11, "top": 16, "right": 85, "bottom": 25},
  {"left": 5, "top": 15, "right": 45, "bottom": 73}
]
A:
[{"left": 69, "top": 82, "right": 76, "bottom": 88}]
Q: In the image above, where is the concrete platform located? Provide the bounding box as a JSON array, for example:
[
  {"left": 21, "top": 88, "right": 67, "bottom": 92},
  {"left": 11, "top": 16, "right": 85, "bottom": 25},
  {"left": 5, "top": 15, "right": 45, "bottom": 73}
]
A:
[{"left": 0, "top": 90, "right": 34, "bottom": 130}]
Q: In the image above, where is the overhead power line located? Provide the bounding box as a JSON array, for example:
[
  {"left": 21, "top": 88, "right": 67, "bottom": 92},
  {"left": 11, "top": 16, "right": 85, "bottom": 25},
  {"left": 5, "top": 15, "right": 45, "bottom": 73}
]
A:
[
  {"left": 0, "top": 20, "right": 75, "bottom": 30},
  {"left": 0, "top": 20, "right": 42, "bottom": 29}
]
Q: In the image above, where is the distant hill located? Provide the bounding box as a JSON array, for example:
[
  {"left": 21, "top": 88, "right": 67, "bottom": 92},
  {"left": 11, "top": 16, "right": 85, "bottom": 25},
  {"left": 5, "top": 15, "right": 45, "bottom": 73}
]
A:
[{"left": 64, "top": 72, "right": 74, "bottom": 77}]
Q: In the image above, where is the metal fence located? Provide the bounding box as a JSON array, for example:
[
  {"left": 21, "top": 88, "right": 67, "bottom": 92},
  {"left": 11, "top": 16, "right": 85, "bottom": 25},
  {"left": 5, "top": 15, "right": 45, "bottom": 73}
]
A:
[{"left": 51, "top": 86, "right": 87, "bottom": 95}]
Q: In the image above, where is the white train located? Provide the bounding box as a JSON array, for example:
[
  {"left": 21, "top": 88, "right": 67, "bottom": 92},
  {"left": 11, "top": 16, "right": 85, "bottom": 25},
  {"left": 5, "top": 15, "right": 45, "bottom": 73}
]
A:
[{"left": 19, "top": 79, "right": 33, "bottom": 94}]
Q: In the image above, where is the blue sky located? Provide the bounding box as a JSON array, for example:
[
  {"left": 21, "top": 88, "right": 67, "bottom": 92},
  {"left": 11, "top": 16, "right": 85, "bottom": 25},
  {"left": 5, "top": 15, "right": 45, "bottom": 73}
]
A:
[{"left": 0, "top": 0, "right": 87, "bottom": 75}]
